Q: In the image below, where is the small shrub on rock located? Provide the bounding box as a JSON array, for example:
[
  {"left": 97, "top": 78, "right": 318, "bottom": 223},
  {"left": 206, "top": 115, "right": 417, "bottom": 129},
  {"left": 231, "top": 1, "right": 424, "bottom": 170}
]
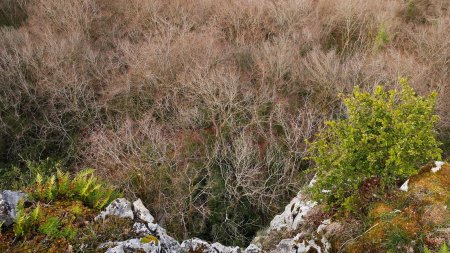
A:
[{"left": 308, "top": 79, "right": 442, "bottom": 209}]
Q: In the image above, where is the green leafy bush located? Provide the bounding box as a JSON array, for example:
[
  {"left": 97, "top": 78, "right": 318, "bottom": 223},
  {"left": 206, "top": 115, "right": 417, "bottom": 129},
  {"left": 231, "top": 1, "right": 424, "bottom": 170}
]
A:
[{"left": 308, "top": 79, "right": 442, "bottom": 209}]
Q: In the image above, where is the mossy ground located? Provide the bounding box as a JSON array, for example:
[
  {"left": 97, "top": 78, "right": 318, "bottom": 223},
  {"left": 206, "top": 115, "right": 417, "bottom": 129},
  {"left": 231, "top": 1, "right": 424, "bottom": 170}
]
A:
[
  {"left": 0, "top": 200, "right": 95, "bottom": 252},
  {"left": 0, "top": 199, "right": 137, "bottom": 253},
  {"left": 346, "top": 163, "right": 450, "bottom": 252}
]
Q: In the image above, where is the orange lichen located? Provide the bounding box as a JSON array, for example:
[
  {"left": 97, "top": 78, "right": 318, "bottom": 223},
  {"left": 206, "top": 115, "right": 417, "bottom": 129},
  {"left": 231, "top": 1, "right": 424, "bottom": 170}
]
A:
[{"left": 368, "top": 202, "right": 394, "bottom": 220}]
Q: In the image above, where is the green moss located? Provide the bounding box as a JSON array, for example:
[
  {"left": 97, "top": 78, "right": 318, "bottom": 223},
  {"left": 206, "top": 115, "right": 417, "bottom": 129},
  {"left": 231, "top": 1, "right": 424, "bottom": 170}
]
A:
[
  {"left": 140, "top": 235, "right": 159, "bottom": 245},
  {"left": 345, "top": 163, "right": 450, "bottom": 252}
]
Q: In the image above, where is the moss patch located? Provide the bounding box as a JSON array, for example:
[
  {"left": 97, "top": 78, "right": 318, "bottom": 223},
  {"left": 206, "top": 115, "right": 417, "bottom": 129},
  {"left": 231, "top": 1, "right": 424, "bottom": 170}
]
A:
[
  {"left": 140, "top": 235, "right": 159, "bottom": 245},
  {"left": 345, "top": 163, "right": 450, "bottom": 252}
]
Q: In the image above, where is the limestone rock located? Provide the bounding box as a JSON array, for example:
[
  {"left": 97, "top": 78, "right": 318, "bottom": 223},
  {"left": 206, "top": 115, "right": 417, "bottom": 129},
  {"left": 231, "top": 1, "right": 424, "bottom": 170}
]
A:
[
  {"left": 133, "top": 199, "right": 155, "bottom": 224},
  {"left": 244, "top": 244, "right": 261, "bottom": 253},
  {"left": 101, "top": 238, "right": 159, "bottom": 253},
  {"left": 147, "top": 223, "right": 180, "bottom": 253},
  {"left": 180, "top": 238, "right": 241, "bottom": 253},
  {"left": 96, "top": 198, "right": 134, "bottom": 220},
  {"left": 180, "top": 238, "right": 211, "bottom": 253},
  {"left": 269, "top": 193, "right": 317, "bottom": 232},
  {"left": 0, "top": 190, "right": 27, "bottom": 226},
  {"left": 211, "top": 242, "right": 241, "bottom": 253},
  {"left": 133, "top": 222, "right": 151, "bottom": 236}
]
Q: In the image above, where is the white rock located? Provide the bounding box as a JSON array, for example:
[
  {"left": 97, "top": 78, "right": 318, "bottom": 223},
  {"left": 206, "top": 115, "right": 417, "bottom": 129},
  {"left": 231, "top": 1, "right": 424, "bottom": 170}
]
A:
[
  {"left": 96, "top": 198, "right": 134, "bottom": 220},
  {"left": 400, "top": 179, "right": 409, "bottom": 192},
  {"left": 102, "top": 238, "right": 159, "bottom": 253},
  {"left": 317, "top": 219, "right": 331, "bottom": 234},
  {"left": 0, "top": 190, "right": 27, "bottom": 226},
  {"left": 244, "top": 244, "right": 261, "bottom": 253},
  {"left": 269, "top": 193, "right": 317, "bottom": 231},
  {"left": 147, "top": 223, "right": 167, "bottom": 235},
  {"left": 133, "top": 222, "right": 151, "bottom": 235},
  {"left": 147, "top": 223, "right": 180, "bottom": 253},
  {"left": 321, "top": 236, "right": 331, "bottom": 253},
  {"left": 133, "top": 199, "right": 155, "bottom": 223},
  {"left": 273, "top": 232, "right": 327, "bottom": 253},
  {"left": 157, "top": 230, "right": 180, "bottom": 253},
  {"left": 308, "top": 174, "right": 317, "bottom": 187},
  {"left": 181, "top": 238, "right": 211, "bottom": 253},
  {"left": 431, "top": 161, "right": 444, "bottom": 173},
  {"left": 105, "top": 245, "right": 125, "bottom": 253},
  {"left": 275, "top": 238, "right": 297, "bottom": 253},
  {"left": 211, "top": 242, "right": 241, "bottom": 253}
]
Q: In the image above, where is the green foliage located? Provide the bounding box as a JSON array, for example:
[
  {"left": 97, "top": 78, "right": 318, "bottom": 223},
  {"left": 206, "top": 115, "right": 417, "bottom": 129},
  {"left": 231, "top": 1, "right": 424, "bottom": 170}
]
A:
[
  {"left": 385, "top": 228, "right": 411, "bottom": 252},
  {"left": 31, "top": 168, "right": 119, "bottom": 210},
  {"left": 0, "top": 158, "right": 59, "bottom": 190},
  {"left": 374, "top": 23, "right": 389, "bottom": 50},
  {"left": 440, "top": 243, "right": 449, "bottom": 253},
  {"left": 13, "top": 201, "right": 40, "bottom": 237},
  {"left": 38, "top": 217, "right": 60, "bottom": 239},
  {"left": 37, "top": 217, "right": 77, "bottom": 240},
  {"left": 308, "top": 79, "right": 442, "bottom": 209},
  {"left": 424, "top": 243, "right": 449, "bottom": 253}
]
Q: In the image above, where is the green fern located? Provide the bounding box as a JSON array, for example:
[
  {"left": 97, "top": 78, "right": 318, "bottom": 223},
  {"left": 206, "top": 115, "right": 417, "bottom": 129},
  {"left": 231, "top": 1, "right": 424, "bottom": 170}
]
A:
[
  {"left": 13, "top": 201, "right": 41, "bottom": 237},
  {"left": 30, "top": 203, "right": 41, "bottom": 222},
  {"left": 56, "top": 169, "right": 71, "bottom": 197},
  {"left": 13, "top": 201, "right": 27, "bottom": 237},
  {"left": 29, "top": 167, "right": 118, "bottom": 210},
  {"left": 440, "top": 243, "right": 449, "bottom": 253},
  {"left": 44, "top": 175, "right": 57, "bottom": 201},
  {"left": 38, "top": 217, "right": 60, "bottom": 239}
]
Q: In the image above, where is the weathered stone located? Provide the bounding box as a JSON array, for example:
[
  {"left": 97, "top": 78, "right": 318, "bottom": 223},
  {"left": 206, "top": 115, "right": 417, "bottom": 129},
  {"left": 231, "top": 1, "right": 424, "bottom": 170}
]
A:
[
  {"left": 180, "top": 238, "right": 241, "bottom": 253},
  {"left": 133, "top": 199, "right": 155, "bottom": 224},
  {"left": 181, "top": 238, "right": 212, "bottom": 253},
  {"left": 148, "top": 223, "right": 180, "bottom": 253},
  {"left": 133, "top": 222, "right": 151, "bottom": 236},
  {"left": 269, "top": 193, "right": 317, "bottom": 232},
  {"left": 101, "top": 238, "right": 159, "bottom": 253},
  {"left": 96, "top": 198, "right": 134, "bottom": 220},
  {"left": 244, "top": 244, "right": 261, "bottom": 253},
  {"left": 0, "top": 190, "right": 27, "bottom": 227},
  {"left": 211, "top": 242, "right": 241, "bottom": 253}
]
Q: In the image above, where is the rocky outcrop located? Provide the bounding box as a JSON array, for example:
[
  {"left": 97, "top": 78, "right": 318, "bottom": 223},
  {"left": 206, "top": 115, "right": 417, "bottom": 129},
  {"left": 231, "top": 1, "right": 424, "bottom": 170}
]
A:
[
  {"left": 249, "top": 173, "right": 343, "bottom": 253},
  {"left": 133, "top": 199, "right": 155, "bottom": 224},
  {"left": 97, "top": 173, "right": 329, "bottom": 253},
  {"left": 0, "top": 190, "right": 27, "bottom": 227},
  {"left": 98, "top": 198, "right": 261, "bottom": 253},
  {"left": 100, "top": 238, "right": 160, "bottom": 253},
  {"left": 98, "top": 198, "right": 180, "bottom": 253},
  {"left": 268, "top": 192, "right": 317, "bottom": 232},
  {"left": 180, "top": 238, "right": 241, "bottom": 253}
]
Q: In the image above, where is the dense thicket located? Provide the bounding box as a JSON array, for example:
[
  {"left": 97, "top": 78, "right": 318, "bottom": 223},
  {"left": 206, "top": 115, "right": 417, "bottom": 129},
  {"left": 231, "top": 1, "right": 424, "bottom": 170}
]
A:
[{"left": 0, "top": 0, "right": 449, "bottom": 245}]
